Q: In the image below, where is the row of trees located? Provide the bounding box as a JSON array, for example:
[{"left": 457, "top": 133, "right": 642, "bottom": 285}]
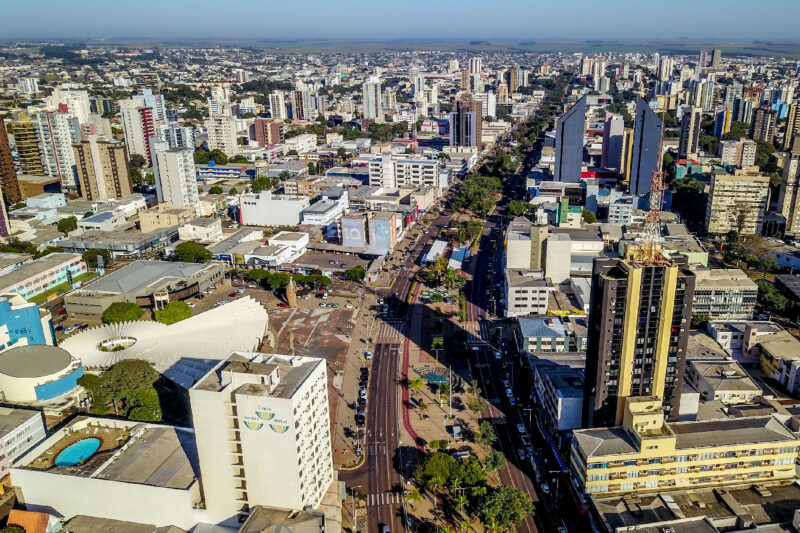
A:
[
  {"left": 453, "top": 175, "right": 503, "bottom": 216},
  {"left": 245, "top": 269, "right": 331, "bottom": 290}
]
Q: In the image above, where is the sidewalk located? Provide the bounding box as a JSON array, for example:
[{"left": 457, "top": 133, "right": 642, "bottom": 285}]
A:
[{"left": 332, "top": 291, "right": 378, "bottom": 469}]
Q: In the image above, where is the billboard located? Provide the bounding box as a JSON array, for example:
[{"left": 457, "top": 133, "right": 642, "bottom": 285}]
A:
[
  {"left": 341, "top": 216, "right": 367, "bottom": 248},
  {"left": 369, "top": 217, "right": 393, "bottom": 252}
]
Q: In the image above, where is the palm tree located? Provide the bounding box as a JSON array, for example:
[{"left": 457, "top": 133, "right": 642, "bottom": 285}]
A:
[
  {"left": 454, "top": 493, "right": 469, "bottom": 516},
  {"left": 456, "top": 520, "right": 471, "bottom": 533},
  {"left": 409, "top": 378, "right": 426, "bottom": 393},
  {"left": 406, "top": 487, "right": 423, "bottom": 509},
  {"left": 437, "top": 151, "right": 451, "bottom": 168}
]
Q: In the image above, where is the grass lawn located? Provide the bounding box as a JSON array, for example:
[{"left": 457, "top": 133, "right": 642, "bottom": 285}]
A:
[{"left": 30, "top": 271, "right": 99, "bottom": 305}]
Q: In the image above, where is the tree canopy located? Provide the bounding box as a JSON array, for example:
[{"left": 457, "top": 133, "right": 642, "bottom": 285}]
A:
[
  {"left": 102, "top": 302, "right": 144, "bottom": 324},
  {"left": 78, "top": 359, "right": 162, "bottom": 421},
  {"left": 82, "top": 248, "right": 111, "bottom": 269},
  {"left": 174, "top": 242, "right": 212, "bottom": 263},
  {"left": 194, "top": 149, "right": 228, "bottom": 166},
  {"left": 479, "top": 486, "right": 534, "bottom": 531},
  {"left": 344, "top": 266, "right": 367, "bottom": 281},
  {"left": 57, "top": 216, "right": 78, "bottom": 234},
  {"left": 155, "top": 301, "right": 192, "bottom": 325}
]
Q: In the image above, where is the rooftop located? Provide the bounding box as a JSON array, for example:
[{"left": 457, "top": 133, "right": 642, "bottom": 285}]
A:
[
  {"left": 0, "top": 407, "right": 41, "bottom": 437},
  {"left": 270, "top": 231, "right": 306, "bottom": 242},
  {"left": 691, "top": 268, "right": 758, "bottom": 290},
  {"left": 0, "top": 253, "right": 82, "bottom": 290},
  {"left": 505, "top": 268, "right": 550, "bottom": 288},
  {"left": 80, "top": 260, "right": 218, "bottom": 296},
  {"left": 193, "top": 352, "right": 321, "bottom": 398},
  {"left": 0, "top": 345, "right": 73, "bottom": 378},
  {"left": 670, "top": 416, "right": 796, "bottom": 449},
  {"left": 688, "top": 359, "right": 761, "bottom": 392},
  {"left": 0, "top": 252, "right": 33, "bottom": 270}
]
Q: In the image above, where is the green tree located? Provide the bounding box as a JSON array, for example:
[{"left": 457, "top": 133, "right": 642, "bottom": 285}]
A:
[
  {"left": 265, "top": 272, "right": 291, "bottom": 290},
  {"left": 453, "top": 456, "right": 486, "bottom": 487},
  {"left": 194, "top": 149, "right": 228, "bottom": 166},
  {"left": 229, "top": 187, "right": 238, "bottom": 195},
  {"left": 507, "top": 200, "right": 535, "bottom": 218},
  {"left": 102, "top": 302, "right": 144, "bottom": 324},
  {"left": 408, "top": 378, "right": 426, "bottom": 392},
  {"left": 415, "top": 452, "right": 458, "bottom": 491},
  {"left": 230, "top": 155, "right": 249, "bottom": 164},
  {"left": 582, "top": 209, "right": 598, "bottom": 224},
  {"left": 344, "top": 266, "right": 366, "bottom": 281},
  {"left": 246, "top": 268, "right": 270, "bottom": 284},
  {"left": 82, "top": 248, "right": 111, "bottom": 269},
  {"left": 58, "top": 216, "right": 78, "bottom": 234},
  {"left": 479, "top": 486, "right": 534, "bottom": 531},
  {"left": 406, "top": 487, "right": 423, "bottom": 507},
  {"left": 129, "top": 153, "right": 147, "bottom": 169},
  {"left": 1, "top": 525, "right": 26, "bottom": 533},
  {"left": 174, "top": 242, "right": 212, "bottom": 263},
  {"left": 691, "top": 315, "right": 711, "bottom": 329},
  {"left": 475, "top": 420, "right": 497, "bottom": 448},
  {"left": 484, "top": 451, "right": 506, "bottom": 473},
  {"left": 155, "top": 301, "right": 193, "bottom": 325},
  {"left": 758, "top": 281, "right": 788, "bottom": 314},
  {"left": 251, "top": 176, "right": 273, "bottom": 193},
  {"left": 208, "top": 185, "right": 223, "bottom": 194}
]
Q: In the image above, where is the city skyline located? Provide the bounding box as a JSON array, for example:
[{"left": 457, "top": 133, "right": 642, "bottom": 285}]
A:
[{"left": 3, "top": 0, "right": 800, "bottom": 41}]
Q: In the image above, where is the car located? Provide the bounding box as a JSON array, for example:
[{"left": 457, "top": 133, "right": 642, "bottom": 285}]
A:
[
  {"left": 364, "top": 351, "right": 373, "bottom": 360},
  {"left": 355, "top": 415, "right": 365, "bottom": 427},
  {"left": 319, "top": 303, "right": 328, "bottom": 308},
  {"left": 340, "top": 263, "right": 347, "bottom": 268},
  {"left": 278, "top": 302, "right": 289, "bottom": 308},
  {"left": 345, "top": 303, "right": 353, "bottom": 309},
  {"left": 516, "top": 423, "right": 526, "bottom": 434},
  {"left": 229, "top": 292, "right": 237, "bottom": 298},
  {"left": 196, "top": 294, "right": 205, "bottom": 300},
  {"left": 321, "top": 293, "right": 328, "bottom": 299},
  {"left": 248, "top": 284, "right": 257, "bottom": 288},
  {"left": 540, "top": 483, "right": 550, "bottom": 495},
  {"left": 521, "top": 435, "right": 532, "bottom": 446},
  {"left": 330, "top": 303, "right": 339, "bottom": 308},
  {"left": 557, "top": 528, "right": 567, "bottom": 533},
  {"left": 506, "top": 387, "right": 514, "bottom": 398},
  {"left": 359, "top": 389, "right": 367, "bottom": 400},
  {"left": 187, "top": 302, "right": 195, "bottom": 309},
  {"left": 210, "top": 284, "right": 218, "bottom": 289},
  {"left": 503, "top": 379, "right": 510, "bottom": 388},
  {"left": 526, "top": 446, "right": 535, "bottom": 457},
  {"left": 54, "top": 325, "right": 65, "bottom": 333},
  {"left": 517, "top": 449, "right": 526, "bottom": 460},
  {"left": 494, "top": 350, "right": 502, "bottom": 360},
  {"left": 382, "top": 525, "right": 390, "bottom": 533}
]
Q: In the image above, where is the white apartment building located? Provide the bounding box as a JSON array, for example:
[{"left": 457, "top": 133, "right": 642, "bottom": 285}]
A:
[
  {"left": 156, "top": 122, "right": 195, "bottom": 149},
  {"left": 267, "top": 231, "right": 309, "bottom": 261},
  {"left": 504, "top": 268, "right": 553, "bottom": 317},
  {"left": 473, "top": 91, "right": 497, "bottom": 119},
  {"left": 151, "top": 140, "right": 200, "bottom": 213},
  {"left": 190, "top": 352, "right": 333, "bottom": 522},
  {"left": 206, "top": 115, "right": 239, "bottom": 157},
  {"left": 285, "top": 133, "right": 317, "bottom": 154},
  {"left": 179, "top": 217, "right": 223, "bottom": 244},
  {"left": 269, "top": 92, "right": 287, "bottom": 120},
  {"left": 362, "top": 76, "right": 382, "bottom": 120},
  {"left": 368, "top": 155, "right": 446, "bottom": 191},
  {"left": 46, "top": 87, "right": 91, "bottom": 124},
  {"left": 0, "top": 407, "right": 46, "bottom": 479},
  {"left": 239, "top": 191, "right": 310, "bottom": 227},
  {"left": 705, "top": 173, "right": 770, "bottom": 235},
  {"left": 17, "top": 77, "right": 39, "bottom": 95},
  {"left": 31, "top": 111, "right": 81, "bottom": 189},
  {"left": 119, "top": 98, "right": 154, "bottom": 164},
  {"left": 691, "top": 268, "right": 758, "bottom": 320}
]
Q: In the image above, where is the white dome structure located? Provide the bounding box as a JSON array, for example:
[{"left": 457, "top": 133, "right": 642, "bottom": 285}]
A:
[{"left": 60, "top": 296, "right": 268, "bottom": 388}]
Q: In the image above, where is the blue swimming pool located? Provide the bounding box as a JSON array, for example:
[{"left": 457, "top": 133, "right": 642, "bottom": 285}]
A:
[{"left": 54, "top": 438, "right": 101, "bottom": 466}]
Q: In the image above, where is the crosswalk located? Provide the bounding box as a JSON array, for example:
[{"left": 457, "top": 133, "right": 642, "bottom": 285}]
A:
[
  {"left": 374, "top": 319, "right": 406, "bottom": 342},
  {"left": 465, "top": 321, "right": 492, "bottom": 345},
  {"left": 367, "top": 492, "right": 402, "bottom": 506}
]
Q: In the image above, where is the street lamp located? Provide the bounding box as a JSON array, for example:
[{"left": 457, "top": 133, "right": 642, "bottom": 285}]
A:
[{"left": 348, "top": 485, "right": 362, "bottom": 532}]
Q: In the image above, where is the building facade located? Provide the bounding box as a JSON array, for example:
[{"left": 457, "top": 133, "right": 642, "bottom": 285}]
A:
[
  {"left": 206, "top": 115, "right": 239, "bottom": 157},
  {"left": 705, "top": 173, "right": 770, "bottom": 235},
  {"left": 554, "top": 96, "right": 586, "bottom": 183},
  {"left": 691, "top": 268, "right": 758, "bottom": 320},
  {"left": 73, "top": 136, "right": 132, "bottom": 201},
  {"left": 0, "top": 119, "right": 20, "bottom": 203},
  {"left": 151, "top": 142, "right": 199, "bottom": 213},
  {"left": 629, "top": 98, "right": 663, "bottom": 196}
]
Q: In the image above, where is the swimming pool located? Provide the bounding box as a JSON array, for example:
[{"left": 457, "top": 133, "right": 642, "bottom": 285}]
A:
[{"left": 54, "top": 438, "right": 101, "bottom": 466}]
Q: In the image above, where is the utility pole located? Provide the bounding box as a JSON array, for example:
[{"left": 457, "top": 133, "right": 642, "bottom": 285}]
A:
[{"left": 349, "top": 485, "right": 362, "bottom": 532}]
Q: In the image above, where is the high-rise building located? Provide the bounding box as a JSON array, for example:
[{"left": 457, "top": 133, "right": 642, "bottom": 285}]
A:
[
  {"left": 713, "top": 107, "right": 732, "bottom": 139},
  {"left": 554, "top": 96, "right": 586, "bottom": 183},
  {"left": 252, "top": 118, "right": 284, "bottom": 147},
  {"left": 383, "top": 88, "right": 396, "bottom": 111},
  {"left": 155, "top": 122, "right": 195, "bottom": 149},
  {"left": 473, "top": 91, "right": 497, "bottom": 120},
  {"left": 291, "top": 89, "right": 313, "bottom": 121},
  {"left": 11, "top": 114, "right": 43, "bottom": 176},
  {"left": 705, "top": 173, "right": 770, "bottom": 235},
  {"left": 699, "top": 49, "right": 709, "bottom": 68},
  {"left": 497, "top": 83, "right": 509, "bottom": 104},
  {"left": 16, "top": 77, "right": 39, "bottom": 95},
  {"left": 504, "top": 69, "right": 518, "bottom": 93},
  {"left": 269, "top": 92, "right": 287, "bottom": 120},
  {"left": 120, "top": 98, "right": 156, "bottom": 164},
  {"left": 678, "top": 107, "right": 702, "bottom": 159},
  {"left": 719, "top": 139, "right": 756, "bottom": 168},
  {"left": 583, "top": 252, "right": 696, "bottom": 427},
  {"left": 711, "top": 48, "right": 723, "bottom": 68},
  {"left": 135, "top": 89, "right": 168, "bottom": 122},
  {"left": 724, "top": 82, "right": 743, "bottom": 108},
  {"left": 750, "top": 107, "right": 777, "bottom": 143},
  {"left": 361, "top": 76, "right": 381, "bottom": 120},
  {"left": 733, "top": 97, "right": 754, "bottom": 124},
  {"left": 629, "top": 98, "right": 663, "bottom": 196},
  {"left": 72, "top": 135, "right": 132, "bottom": 201},
  {"left": 46, "top": 87, "right": 91, "bottom": 124},
  {"left": 469, "top": 57, "right": 482, "bottom": 75},
  {"left": 601, "top": 113, "right": 624, "bottom": 171},
  {"left": 206, "top": 115, "right": 239, "bottom": 157},
  {"left": 0, "top": 188, "right": 7, "bottom": 238},
  {"left": 0, "top": 120, "right": 20, "bottom": 203},
  {"left": 459, "top": 68, "right": 470, "bottom": 92},
  {"left": 449, "top": 95, "right": 482, "bottom": 148},
  {"left": 778, "top": 144, "right": 800, "bottom": 237},
  {"left": 31, "top": 110, "right": 81, "bottom": 190},
  {"left": 784, "top": 103, "right": 800, "bottom": 150},
  {"left": 151, "top": 140, "right": 199, "bottom": 213},
  {"left": 189, "top": 352, "right": 334, "bottom": 522}
]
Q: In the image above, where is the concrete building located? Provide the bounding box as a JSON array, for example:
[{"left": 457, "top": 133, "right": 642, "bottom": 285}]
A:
[
  {"left": 362, "top": 76, "right": 381, "bottom": 120},
  {"left": 0, "top": 292, "right": 54, "bottom": 351},
  {"left": 368, "top": 155, "right": 446, "bottom": 191},
  {"left": 0, "top": 253, "right": 86, "bottom": 301},
  {"left": 584, "top": 253, "right": 696, "bottom": 427},
  {"left": 285, "top": 133, "right": 316, "bottom": 155},
  {"left": 139, "top": 204, "right": 195, "bottom": 233},
  {"left": 677, "top": 107, "right": 702, "bottom": 159},
  {"left": 238, "top": 191, "right": 310, "bottom": 227},
  {"left": 73, "top": 136, "right": 132, "bottom": 201},
  {"left": 750, "top": 107, "right": 777, "bottom": 143},
  {"left": 190, "top": 352, "right": 333, "bottom": 522},
  {"left": 504, "top": 269, "right": 553, "bottom": 317},
  {"left": 705, "top": 173, "right": 770, "bottom": 235},
  {"left": 719, "top": 139, "right": 756, "bottom": 167},
  {"left": 252, "top": 118, "right": 284, "bottom": 147},
  {"left": 57, "top": 227, "right": 179, "bottom": 259},
  {"left": 119, "top": 98, "right": 155, "bottom": 165},
  {"left": 707, "top": 320, "right": 783, "bottom": 362},
  {"left": 31, "top": 111, "right": 81, "bottom": 190},
  {"left": 684, "top": 359, "right": 761, "bottom": 404},
  {"left": 269, "top": 92, "right": 287, "bottom": 120},
  {"left": 77, "top": 210, "right": 129, "bottom": 232},
  {"left": 156, "top": 122, "right": 195, "bottom": 149},
  {"left": 178, "top": 217, "right": 223, "bottom": 244},
  {"left": 449, "top": 94, "right": 482, "bottom": 148},
  {"left": 0, "top": 345, "right": 83, "bottom": 405},
  {"left": 784, "top": 103, "right": 800, "bottom": 150},
  {"left": 0, "top": 119, "right": 20, "bottom": 203},
  {"left": 554, "top": 96, "right": 586, "bottom": 183},
  {"left": 778, "top": 147, "right": 800, "bottom": 237},
  {"left": 206, "top": 115, "right": 239, "bottom": 157},
  {"left": 517, "top": 316, "right": 586, "bottom": 353},
  {"left": 506, "top": 219, "right": 547, "bottom": 270},
  {"left": 570, "top": 396, "right": 800, "bottom": 498},
  {"left": 532, "top": 361, "right": 584, "bottom": 433},
  {"left": 630, "top": 98, "right": 663, "bottom": 196},
  {"left": 601, "top": 113, "right": 624, "bottom": 171},
  {"left": 0, "top": 407, "right": 45, "bottom": 479},
  {"left": 64, "top": 260, "right": 223, "bottom": 319},
  {"left": 11, "top": 114, "right": 44, "bottom": 176},
  {"left": 691, "top": 268, "right": 758, "bottom": 320},
  {"left": 151, "top": 141, "right": 199, "bottom": 213}
]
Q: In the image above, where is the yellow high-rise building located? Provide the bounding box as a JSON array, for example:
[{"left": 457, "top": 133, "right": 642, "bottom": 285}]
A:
[{"left": 11, "top": 113, "right": 44, "bottom": 176}]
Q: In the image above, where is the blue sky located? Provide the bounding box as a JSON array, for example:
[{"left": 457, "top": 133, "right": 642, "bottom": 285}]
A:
[{"left": 2, "top": 0, "right": 799, "bottom": 41}]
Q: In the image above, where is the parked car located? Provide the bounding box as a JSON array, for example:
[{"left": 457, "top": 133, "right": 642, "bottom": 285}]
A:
[
  {"left": 364, "top": 351, "right": 373, "bottom": 360},
  {"left": 278, "top": 302, "right": 289, "bottom": 308},
  {"left": 516, "top": 423, "right": 526, "bottom": 434},
  {"left": 517, "top": 449, "right": 526, "bottom": 460}
]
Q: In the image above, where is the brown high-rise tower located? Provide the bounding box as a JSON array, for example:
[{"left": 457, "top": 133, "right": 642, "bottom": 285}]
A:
[{"left": 0, "top": 119, "right": 20, "bottom": 203}]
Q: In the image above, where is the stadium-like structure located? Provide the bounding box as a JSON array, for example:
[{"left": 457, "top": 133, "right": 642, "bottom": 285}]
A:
[{"left": 59, "top": 296, "right": 268, "bottom": 388}]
